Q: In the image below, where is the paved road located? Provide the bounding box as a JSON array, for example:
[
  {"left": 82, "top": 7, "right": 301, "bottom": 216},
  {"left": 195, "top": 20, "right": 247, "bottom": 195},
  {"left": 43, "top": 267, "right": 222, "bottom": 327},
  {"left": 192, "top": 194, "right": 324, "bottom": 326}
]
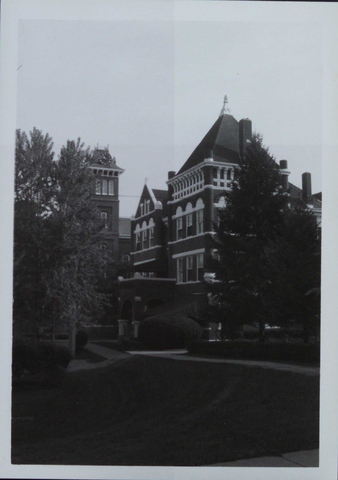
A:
[{"left": 126, "top": 349, "right": 320, "bottom": 376}]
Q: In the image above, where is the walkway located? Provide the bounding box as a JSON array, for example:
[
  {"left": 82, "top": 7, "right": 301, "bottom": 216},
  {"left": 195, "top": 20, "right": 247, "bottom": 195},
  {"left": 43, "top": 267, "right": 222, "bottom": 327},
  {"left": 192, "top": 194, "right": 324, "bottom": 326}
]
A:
[
  {"left": 67, "top": 343, "right": 129, "bottom": 372},
  {"left": 126, "top": 349, "right": 320, "bottom": 376}
]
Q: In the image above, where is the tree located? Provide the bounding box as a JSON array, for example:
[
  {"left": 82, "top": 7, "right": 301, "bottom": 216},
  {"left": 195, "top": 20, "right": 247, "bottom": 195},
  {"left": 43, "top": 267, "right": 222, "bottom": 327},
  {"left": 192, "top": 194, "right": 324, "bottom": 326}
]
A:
[
  {"left": 263, "top": 199, "right": 321, "bottom": 343},
  {"left": 13, "top": 128, "right": 55, "bottom": 336},
  {"left": 13, "top": 130, "right": 110, "bottom": 353},
  {"left": 209, "top": 133, "right": 288, "bottom": 341},
  {"left": 46, "top": 139, "right": 110, "bottom": 352}
]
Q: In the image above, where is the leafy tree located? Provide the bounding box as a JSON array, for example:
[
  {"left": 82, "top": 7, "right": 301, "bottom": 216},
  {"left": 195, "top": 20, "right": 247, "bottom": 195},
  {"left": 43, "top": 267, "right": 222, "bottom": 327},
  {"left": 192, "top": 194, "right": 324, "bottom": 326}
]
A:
[
  {"left": 13, "top": 128, "right": 55, "bottom": 335},
  {"left": 264, "top": 200, "right": 321, "bottom": 343},
  {"left": 13, "top": 130, "right": 110, "bottom": 351},
  {"left": 46, "top": 139, "right": 110, "bottom": 337},
  {"left": 209, "top": 133, "right": 288, "bottom": 341}
]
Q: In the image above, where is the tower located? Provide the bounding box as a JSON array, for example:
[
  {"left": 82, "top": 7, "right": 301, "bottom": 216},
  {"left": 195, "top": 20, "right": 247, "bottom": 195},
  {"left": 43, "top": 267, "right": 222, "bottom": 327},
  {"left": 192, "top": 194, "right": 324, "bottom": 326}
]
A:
[{"left": 89, "top": 146, "right": 125, "bottom": 262}]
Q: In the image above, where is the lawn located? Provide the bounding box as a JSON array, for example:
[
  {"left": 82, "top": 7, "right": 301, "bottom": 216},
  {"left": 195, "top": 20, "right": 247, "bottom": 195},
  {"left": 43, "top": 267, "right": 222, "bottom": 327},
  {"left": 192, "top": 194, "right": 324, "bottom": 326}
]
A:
[{"left": 12, "top": 354, "right": 319, "bottom": 466}]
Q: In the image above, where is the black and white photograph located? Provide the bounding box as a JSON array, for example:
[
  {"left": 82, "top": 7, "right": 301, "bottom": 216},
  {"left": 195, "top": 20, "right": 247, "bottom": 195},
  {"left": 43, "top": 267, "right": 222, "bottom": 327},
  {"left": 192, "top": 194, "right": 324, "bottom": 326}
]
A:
[{"left": 1, "top": 1, "right": 338, "bottom": 479}]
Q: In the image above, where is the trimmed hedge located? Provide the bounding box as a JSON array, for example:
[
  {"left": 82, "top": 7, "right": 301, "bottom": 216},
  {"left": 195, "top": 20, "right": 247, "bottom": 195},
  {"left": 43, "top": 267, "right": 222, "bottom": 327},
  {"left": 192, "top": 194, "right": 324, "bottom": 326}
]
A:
[
  {"left": 138, "top": 314, "right": 202, "bottom": 350},
  {"left": 187, "top": 340, "right": 320, "bottom": 364},
  {"left": 12, "top": 340, "right": 72, "bottom": 385}
]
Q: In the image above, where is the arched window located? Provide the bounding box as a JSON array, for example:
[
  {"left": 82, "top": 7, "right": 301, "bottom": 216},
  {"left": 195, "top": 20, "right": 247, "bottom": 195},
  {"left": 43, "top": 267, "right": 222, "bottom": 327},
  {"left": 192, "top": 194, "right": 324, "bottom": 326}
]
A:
[
  {"left": 185, "top": 203, "right": 193, "bottom": 237},
  {"left": 176, "top": 207, "right": 183, "bottom": 240},
  {"left": 135, "top": 224, "right": 141, "bottom": 251},
  {"left": 95, "top": 179, "right": 101, "bottom": 194},
  {"left": 108, "top": 179, "right": 114, "bottom": 195},
  {"left": 218, "top": 196, "right": 227, "bottom": 207},
  {"left": 101, "top": 211, "right": 108, "bottom": 229},
  {"left": 121, "top": 253, "right": 130, "bottom": 263},
  {"left": 102, "top": 179, "right": 108, "bottom": 195},
  {"left": 196, "top": 198, "right": 204, "bottom": 234},
  {"left": 149, "top": 218, "right": 155, "bottom": 247}
]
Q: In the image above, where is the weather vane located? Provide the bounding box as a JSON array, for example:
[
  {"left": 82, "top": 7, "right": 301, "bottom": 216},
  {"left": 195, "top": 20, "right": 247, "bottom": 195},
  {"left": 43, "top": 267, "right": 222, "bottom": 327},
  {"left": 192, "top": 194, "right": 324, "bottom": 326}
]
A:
[{"left": 219, "top": 95, "right": 230, "bottom": 116}]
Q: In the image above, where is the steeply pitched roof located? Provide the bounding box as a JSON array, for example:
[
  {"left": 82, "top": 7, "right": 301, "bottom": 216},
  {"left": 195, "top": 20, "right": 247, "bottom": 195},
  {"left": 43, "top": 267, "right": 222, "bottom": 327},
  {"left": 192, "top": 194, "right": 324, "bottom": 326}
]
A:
[
  {"left": 152, "top": 189, "right": 168, "bottom": 205},
  {"left": 288, "top": 183, "right": 322, "bottom": 209},
  {"left": 177, "top": 114, "right": 241, "bottom": 175},
  {"left": 152, "top": 189, "right": 168, "bottom": 216}
]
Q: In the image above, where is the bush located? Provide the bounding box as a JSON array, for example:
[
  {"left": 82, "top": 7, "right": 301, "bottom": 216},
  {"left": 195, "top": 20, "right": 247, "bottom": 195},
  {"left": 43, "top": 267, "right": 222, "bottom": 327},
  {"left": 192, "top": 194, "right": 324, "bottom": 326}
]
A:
[
  {"left": 187, "top": 340, "right": 320, "bottom": 364},
  {"left": 12, "top": 340, "right": 72, "bottom": 385},
  {"left": 138, "top": 314, "right": 202, "bottom": 350},
  {"left": 76, "top": 330, "right": 89, "bottom": 349}
]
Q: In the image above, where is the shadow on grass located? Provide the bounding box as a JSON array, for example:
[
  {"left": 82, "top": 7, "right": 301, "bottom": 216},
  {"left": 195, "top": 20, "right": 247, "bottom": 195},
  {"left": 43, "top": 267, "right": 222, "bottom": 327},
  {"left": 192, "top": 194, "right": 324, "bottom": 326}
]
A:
[{"left": 12, "top": 355, "right": 319, "bottom": 466}]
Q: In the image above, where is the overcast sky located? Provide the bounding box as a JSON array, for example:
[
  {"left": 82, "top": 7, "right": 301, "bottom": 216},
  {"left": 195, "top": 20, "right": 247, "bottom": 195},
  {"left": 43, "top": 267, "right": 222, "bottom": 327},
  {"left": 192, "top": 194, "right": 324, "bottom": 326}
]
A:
[{"left": 14, "top": 1, "right": 328, "bottom": 217}]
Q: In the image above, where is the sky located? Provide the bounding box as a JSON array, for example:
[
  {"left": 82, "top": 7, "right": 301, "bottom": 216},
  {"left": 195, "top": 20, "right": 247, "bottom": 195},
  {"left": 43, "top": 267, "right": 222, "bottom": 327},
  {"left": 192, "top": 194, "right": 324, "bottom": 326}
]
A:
[{"left": 14, "top": 1, "right": 327, "bottom": 217}]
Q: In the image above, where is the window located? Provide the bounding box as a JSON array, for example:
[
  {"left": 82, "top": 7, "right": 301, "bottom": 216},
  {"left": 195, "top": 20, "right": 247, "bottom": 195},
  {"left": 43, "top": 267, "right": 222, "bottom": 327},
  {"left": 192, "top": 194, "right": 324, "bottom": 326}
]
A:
[
  {"left": 149, "top": 227, "right": 154, "bottom": 247},
  {"left": 146, "top": 200, "right": 151, "bottom": 214},
  {"left": 227, "top": 169, "right": 232, "bottom": 180},
  {"left": 140, "top": 203, "right": 144, "bottom": 216},
  {"left": 177, "top": 258, "right": 183, "bottom": 283},
  {"left": 95, "top": 179, "right": 101, "bottom": 194},
  {"left": 108, "top": 179, "right": 114, "bottom": 195},
  {"left": 142, "top": 229, "right": 148, "bottom": 249},
  {"left": 186, "top": 255, "right": 194, "bottom": 281},
  {"left": 135, "top": 226, "right": 141, "bottom": 251},
  {"left": 177, "top": 217, "right": 183, "bottom": 240},
  {"left": 186, "top": 213, "right": 193, "bottom": 237},
  {"left": 197, "top": 253, "right": 204, "bottom": 281},
  {"left": 121, "top": 253, "right": 130, "bottom": 263},
  {"left": 102, "top": 179, "right": 108, "bottom": 195},
  {"left": 196, "top": 209, "right": 203, "bottom": 234},
  {"left": 101, "top": 211, "right": 108, "bottom": 229}
]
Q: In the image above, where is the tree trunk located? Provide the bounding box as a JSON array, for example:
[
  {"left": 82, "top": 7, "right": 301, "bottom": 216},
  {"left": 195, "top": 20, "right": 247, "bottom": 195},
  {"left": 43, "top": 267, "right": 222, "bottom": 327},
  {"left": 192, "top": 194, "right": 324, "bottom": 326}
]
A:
[{"left": 69, "top": 325, "right": 76, "bottom": 357}]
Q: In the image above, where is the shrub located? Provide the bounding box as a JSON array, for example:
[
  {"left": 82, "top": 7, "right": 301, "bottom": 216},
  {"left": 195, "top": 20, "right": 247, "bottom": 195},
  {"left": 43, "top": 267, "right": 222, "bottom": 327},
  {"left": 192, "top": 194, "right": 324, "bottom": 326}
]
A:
[
  {"left": 76, "top": 330, "right": 88, "bottom": 349},
  {"left": 12, "top": 340, "right": 72, "bottom": 385},
  {"left": 138, "top": 314, "right": 202, "bottom": 350}
]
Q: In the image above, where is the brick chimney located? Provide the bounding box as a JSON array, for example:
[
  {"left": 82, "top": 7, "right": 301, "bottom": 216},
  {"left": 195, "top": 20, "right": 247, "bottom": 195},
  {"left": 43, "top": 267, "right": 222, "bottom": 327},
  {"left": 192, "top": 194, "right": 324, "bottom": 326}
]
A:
[
  {"left": 279, "top": 159, "right": 290, "bottom": 191},
  {"left": 302, "top": 172, "right": 312, "bottom": 203},
  {"left": 239, "top": 118, "right": 252, "bottom": 157}
]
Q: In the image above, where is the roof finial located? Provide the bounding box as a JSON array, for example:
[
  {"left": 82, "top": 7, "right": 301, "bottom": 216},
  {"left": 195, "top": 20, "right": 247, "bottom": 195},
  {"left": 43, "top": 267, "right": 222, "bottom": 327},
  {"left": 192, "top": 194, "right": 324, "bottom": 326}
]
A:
[{"left": 219, "top": 95, "right": 230, "bottom": 116}]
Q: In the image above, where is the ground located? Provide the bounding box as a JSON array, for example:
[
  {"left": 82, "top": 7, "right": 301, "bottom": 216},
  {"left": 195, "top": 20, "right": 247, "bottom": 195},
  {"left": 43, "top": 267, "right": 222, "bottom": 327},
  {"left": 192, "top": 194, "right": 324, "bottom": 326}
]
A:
[{"left": 12, "top": 353, "right": 319, "bottom": 466}]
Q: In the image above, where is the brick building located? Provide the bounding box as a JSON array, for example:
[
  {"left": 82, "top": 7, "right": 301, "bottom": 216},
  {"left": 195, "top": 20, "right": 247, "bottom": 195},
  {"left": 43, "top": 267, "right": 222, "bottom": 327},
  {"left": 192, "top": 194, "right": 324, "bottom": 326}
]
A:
[
  {"left": 118, "top": 104, "right": 321, "bottom": 337},
  {"left": 89, "top": 147, "right": 131, "bottom": 263}
]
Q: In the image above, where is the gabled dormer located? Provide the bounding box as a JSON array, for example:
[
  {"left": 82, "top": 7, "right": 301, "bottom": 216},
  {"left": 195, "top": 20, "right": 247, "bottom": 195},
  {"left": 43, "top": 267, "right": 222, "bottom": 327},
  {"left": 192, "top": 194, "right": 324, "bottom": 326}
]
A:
[{"left": 134, "top": 183, "right": 167, "bottom": 219}]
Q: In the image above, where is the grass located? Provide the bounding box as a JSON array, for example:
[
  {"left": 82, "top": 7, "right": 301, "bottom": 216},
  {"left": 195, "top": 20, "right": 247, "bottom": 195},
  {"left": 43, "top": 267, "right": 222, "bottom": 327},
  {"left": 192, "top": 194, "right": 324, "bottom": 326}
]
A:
[
  {"left": 74, "top": 347, "right": 105, "bottom": 363},
  {"left": 12, "top": 354, "right": 319, "bottom": 466}
]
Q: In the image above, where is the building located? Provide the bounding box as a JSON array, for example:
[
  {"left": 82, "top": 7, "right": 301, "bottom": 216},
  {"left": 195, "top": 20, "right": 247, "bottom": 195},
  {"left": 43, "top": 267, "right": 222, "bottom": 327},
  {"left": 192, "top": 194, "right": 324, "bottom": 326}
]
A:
[
  {"left": 89, "top": 147, "right": 131, "bottom": 264},
  {"left": 118, "top": 101, "right": 322, "bottom": 337}
]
